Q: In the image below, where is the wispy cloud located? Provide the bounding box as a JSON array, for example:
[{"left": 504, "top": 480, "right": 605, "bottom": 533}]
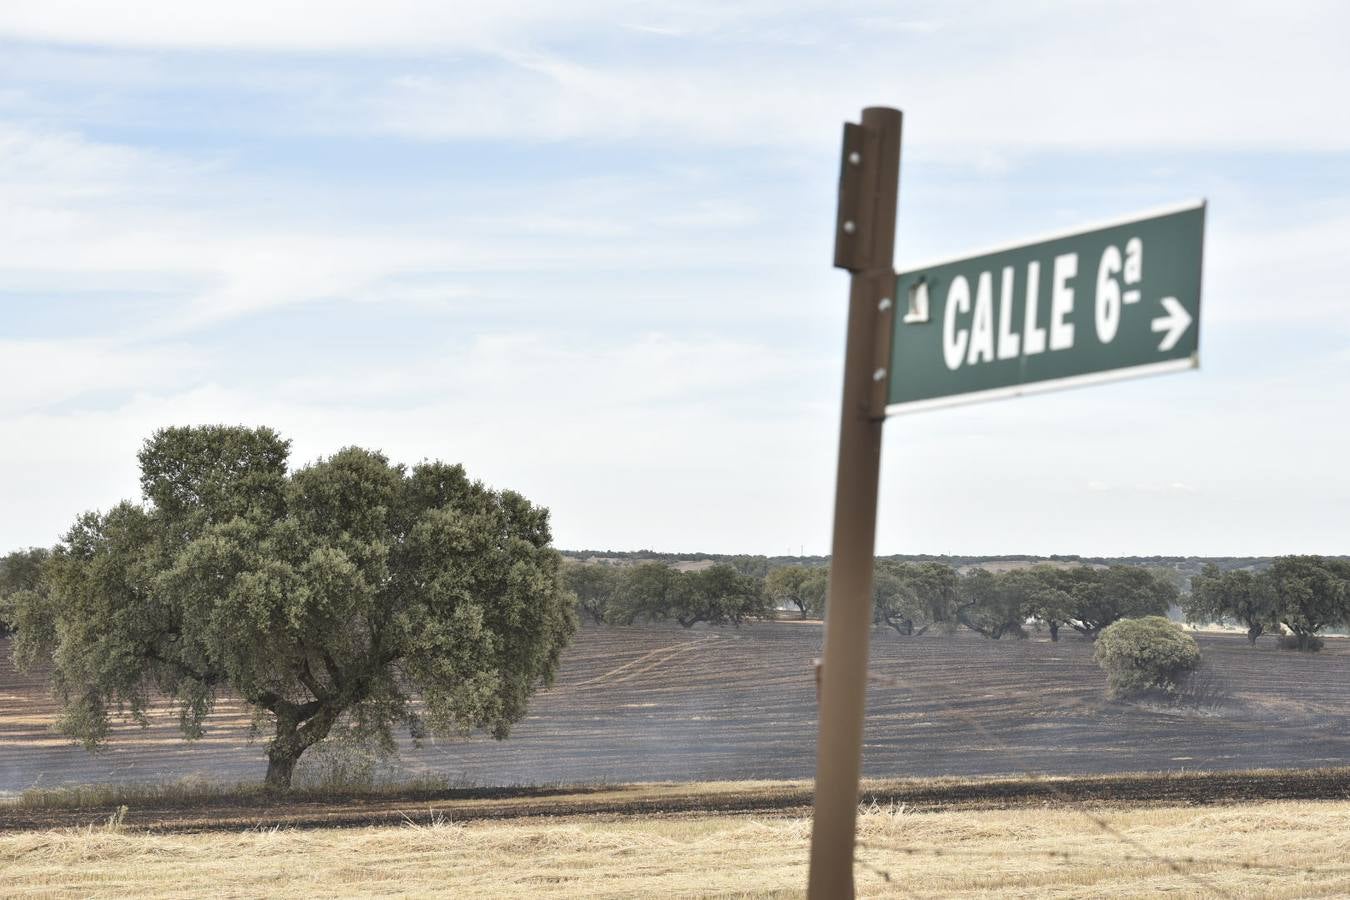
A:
[{"left": 1, "top": 1, "right": 1348, "bottom": 558}]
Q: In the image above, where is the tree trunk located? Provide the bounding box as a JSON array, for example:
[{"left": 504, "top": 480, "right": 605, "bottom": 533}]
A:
[
  {"left": 265, "top": 750, "right": 298, "bottom": 789},
  {"left": 264, "top": 703, "right": 339, "bottom": 790},
  {"left": 1049, "top": 622, "right": 1059, "bottom": 642},
  {"left": 1246, "top": 624, "right": 1262, "bottom": 645},
  {"left": 266, "top": 710, "right": 305, "bottom": 790},
  {"left": 883, "top": 616, "right": 914, "bottom": 636}
]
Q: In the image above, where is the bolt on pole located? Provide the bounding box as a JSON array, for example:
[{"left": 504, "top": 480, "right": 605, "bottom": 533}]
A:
[{"left": 808, "top": 106, "right": 901, "bottom": 900}]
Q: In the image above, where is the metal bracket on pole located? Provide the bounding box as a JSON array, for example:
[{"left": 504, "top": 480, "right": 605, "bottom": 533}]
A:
[
  {"left": 868, "top": 270, "right": 896, "bottom": 421},
  {"left": 809, "top": 106, "right": 902, "bottom": 900},
  {"left": 833, "top": 117, "right": 899, "bottom": 420}
]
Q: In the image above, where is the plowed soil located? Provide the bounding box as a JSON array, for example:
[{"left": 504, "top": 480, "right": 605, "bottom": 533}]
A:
[{"left": 3, "top": 623, "right": 1349, "bottom": 799}]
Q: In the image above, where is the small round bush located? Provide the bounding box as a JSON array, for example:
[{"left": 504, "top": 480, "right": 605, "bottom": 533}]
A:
[{"left": 1094, "top": 616, "right": 1201, "bottom": 701}]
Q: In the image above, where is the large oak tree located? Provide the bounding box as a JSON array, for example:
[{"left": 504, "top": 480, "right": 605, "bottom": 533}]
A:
[
  {"left": 764, "top": 565, "right": 828, "bottom": 620},
  {"left": 12, "top": 426, "right": 576, "bottom": 788},
  {"left": 1185, "top": 564, "right": 1278, "bottom": 644},
  {"left": 872, "top": 561, "right": 958, "bottom": 636},
  {"left": 1264, "top": 555, "right": 1347, "bottom": 651}
]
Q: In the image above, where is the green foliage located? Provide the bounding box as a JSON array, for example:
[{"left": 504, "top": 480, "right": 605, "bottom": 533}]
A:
[
  {"left": 0, "top": 546, "right": 50, "bottom": 638},
  {"left": 1185, "top": 564, "right": 1278, "bottom": 644},
  {"left": 619, "top": 562, "right": 679, "bottom": 624},
  {"left": 1011, "top": 567, "right": 1076, "bottom": 642},
  {"left": 10, "top": 426, "right": 576, "bottom": 788},
  {"left": 668, "top": 564, "right": 770, "bottom": 628},
  {"left": 955, "top": 569, "right": 1028, "bottom": 639},
  {"left": 1182, "top": 556, "right": 1348, "bottom": 651},
  {"left": 1264, "top": 556, "right": 1347, "bottom": 652},
  {"left": 947, "top": 564, "right": 1177, "bottom": 641},
  {"left": 563, "top": 564, "right": 624, "bottom": 624},
  {"left": 872, "top": 561, "right": 957, "bottom": 636},
  {"left": 1050, "top": 565, "right": 1177, "bottom": 638},
  {"left": 723, "top": 555, "right": 770, "bottom": 579},
  {"left": 1093, "top": 616, "right": 1201, "bottom": 700},
  {"left": 764, "top": 565, "right": 828, "bottom": 619},
  {"left": 604, "top": 563, "right": 770, "bottom": 628}
]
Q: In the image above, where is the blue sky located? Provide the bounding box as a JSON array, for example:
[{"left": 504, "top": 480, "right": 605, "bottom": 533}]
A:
[{"left": 1, "top": 1, "right": 1347, "bottom": 556}]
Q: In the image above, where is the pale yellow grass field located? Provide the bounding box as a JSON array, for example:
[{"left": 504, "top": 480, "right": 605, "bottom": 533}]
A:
[{"left": 3, "top": 801, "right": 1350, "bottom": 899}]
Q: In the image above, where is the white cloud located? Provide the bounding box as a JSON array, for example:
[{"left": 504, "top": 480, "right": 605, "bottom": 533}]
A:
[
  {"left": 0, "top": 1, "right": 623, "bottom": 52},
  {"left": 1205, "top": 211, "right": 1350, "bottom": 324},
  {"left": 0, "top": 331, "right": 838, "bottom": 553},
  {"left": 879, "top": 367, "right": 1350, "bottom": 557},
  {"left": 8, "top": 326, "right": 1345, "bottom": 557},
  {"left": 0, "top": 123, "right": 806, "bottom": 342},
  {"left": 346, "top": 4, "right": 1350, "bottom": 153},
  {"left": 0, "top": 338, "right": 203, "bottom": 415},
  {"left": 1, "top": 3, "right": 1348, "bottom": 559},
  {"left": 2, "top": 3, "right": 1348, "bottom": 152}
]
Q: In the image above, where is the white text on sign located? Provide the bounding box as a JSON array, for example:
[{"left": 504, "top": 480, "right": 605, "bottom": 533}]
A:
[{"left": 941, "top": 238, "right": 1178, "bottom": 371}]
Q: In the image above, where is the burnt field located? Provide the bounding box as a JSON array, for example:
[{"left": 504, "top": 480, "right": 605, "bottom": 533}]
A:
[{"left": 3, "top": 623, "right": 1349, "bottom": 795}]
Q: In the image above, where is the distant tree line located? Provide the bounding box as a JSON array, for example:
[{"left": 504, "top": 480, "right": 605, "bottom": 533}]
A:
[
  {"left": 868, "top": 562, "right": 1179, "bottom": 641},
  {"left": 564, "top": 563, "right": 770, "bottom": 627},
  {"left": 1185, "top": 556, "right": 1350, "bottom": 651},
  {"left": 564, "top": 555, "right": 1350, "bottom": 652},
  {"left": 563, "top": 559, "right": 1183, "bottom": 639},
  {"left": 560, "top": 549, "right": 1333, "bottom": 584}
]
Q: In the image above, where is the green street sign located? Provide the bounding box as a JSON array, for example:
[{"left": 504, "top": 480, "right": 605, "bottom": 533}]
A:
[{"left": 887, "top": 201, "right": 1206, "bottom": 413}]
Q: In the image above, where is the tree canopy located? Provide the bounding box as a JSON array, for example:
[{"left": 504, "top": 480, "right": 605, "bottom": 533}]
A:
[
  {"left": 666, "top": 564, "right": 770, "bottom": 628},
  {"left": 1053, "top": 565, "right": 1177, "bottom": 638},
  {"left": 563, "top": 563, "right": 624, "bottom": 624},
  {"left": 1264, "top": 556, "right": 1348, "bottom": 651},
  {"left": 558, "top": 561, "right": 772, "bottom": 628},
  {"left": 1183, "top": 556, "right": 1349, "bottom": 650},
  {"left": 1186, "top": 565, "right": 1277, "bottom": 644},
  {"left": 955, "top": 569, "right": 1029, "bottom": 639},
  {"left": 11, "top": 426, "right": 576, "bottom": 787},
  {"left": 872, "top": 561, "right": 958, "bottom": 636},
  {"left": 764, "top": 565, "right": 828, "bottom": 619},
  {"left": 0, "top": 547, "right": 50, "bottom": 638},
  {"left": 866, "top": 562, "right": 1179, "bottom": 641}
]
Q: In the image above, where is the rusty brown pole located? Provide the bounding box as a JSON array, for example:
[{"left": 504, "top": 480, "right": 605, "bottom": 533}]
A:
[{"left": 808, "top": 106, "right": 901, "bottom": 900}]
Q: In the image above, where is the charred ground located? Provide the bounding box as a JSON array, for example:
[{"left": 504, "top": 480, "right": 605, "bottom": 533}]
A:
[{"left": 3, "top": 623, "right": 1349, "bottom": 796}]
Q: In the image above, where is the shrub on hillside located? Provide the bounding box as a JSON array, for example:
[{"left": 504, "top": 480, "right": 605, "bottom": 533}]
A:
[{"left": 1093, "top": 616, "right": 1201, "bottom": 701}]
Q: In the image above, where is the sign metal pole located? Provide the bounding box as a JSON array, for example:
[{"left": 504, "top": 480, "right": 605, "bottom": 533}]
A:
[
  {"left": 808, "top": 106, "right": 901, "bottom": 899},
  {"left": 807, "top": 101, "right": 1203, "bottom": 898}
]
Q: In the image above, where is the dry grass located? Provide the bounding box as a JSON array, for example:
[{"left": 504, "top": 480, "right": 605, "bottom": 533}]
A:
[
  {"left": 8, "top": 773, "right": 466, "bottom": 811},
  {"left": 2, "top": 800, "right": 1349, "bottom": 898}
]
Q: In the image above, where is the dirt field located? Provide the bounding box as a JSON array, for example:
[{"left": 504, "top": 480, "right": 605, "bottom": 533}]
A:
[
  {"left": 3, "top": 623, "right": 1349, "bottom": 794},
  {"left": 4, "top": 799, "right": 1350, "bottom": 898}
]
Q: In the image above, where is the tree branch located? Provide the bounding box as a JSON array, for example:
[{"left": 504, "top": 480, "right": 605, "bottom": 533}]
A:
[
  {"left": 298, "top": 657, "right": 329, "bottom": 704},
  {"left": 145, "top": 649, "right": 220, "bottom": 688}
]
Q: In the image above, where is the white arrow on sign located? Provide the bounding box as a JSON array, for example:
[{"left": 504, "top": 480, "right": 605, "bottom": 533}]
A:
[{"left": 1151, "top": 296, "right": 1192, "bottom": 352}]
